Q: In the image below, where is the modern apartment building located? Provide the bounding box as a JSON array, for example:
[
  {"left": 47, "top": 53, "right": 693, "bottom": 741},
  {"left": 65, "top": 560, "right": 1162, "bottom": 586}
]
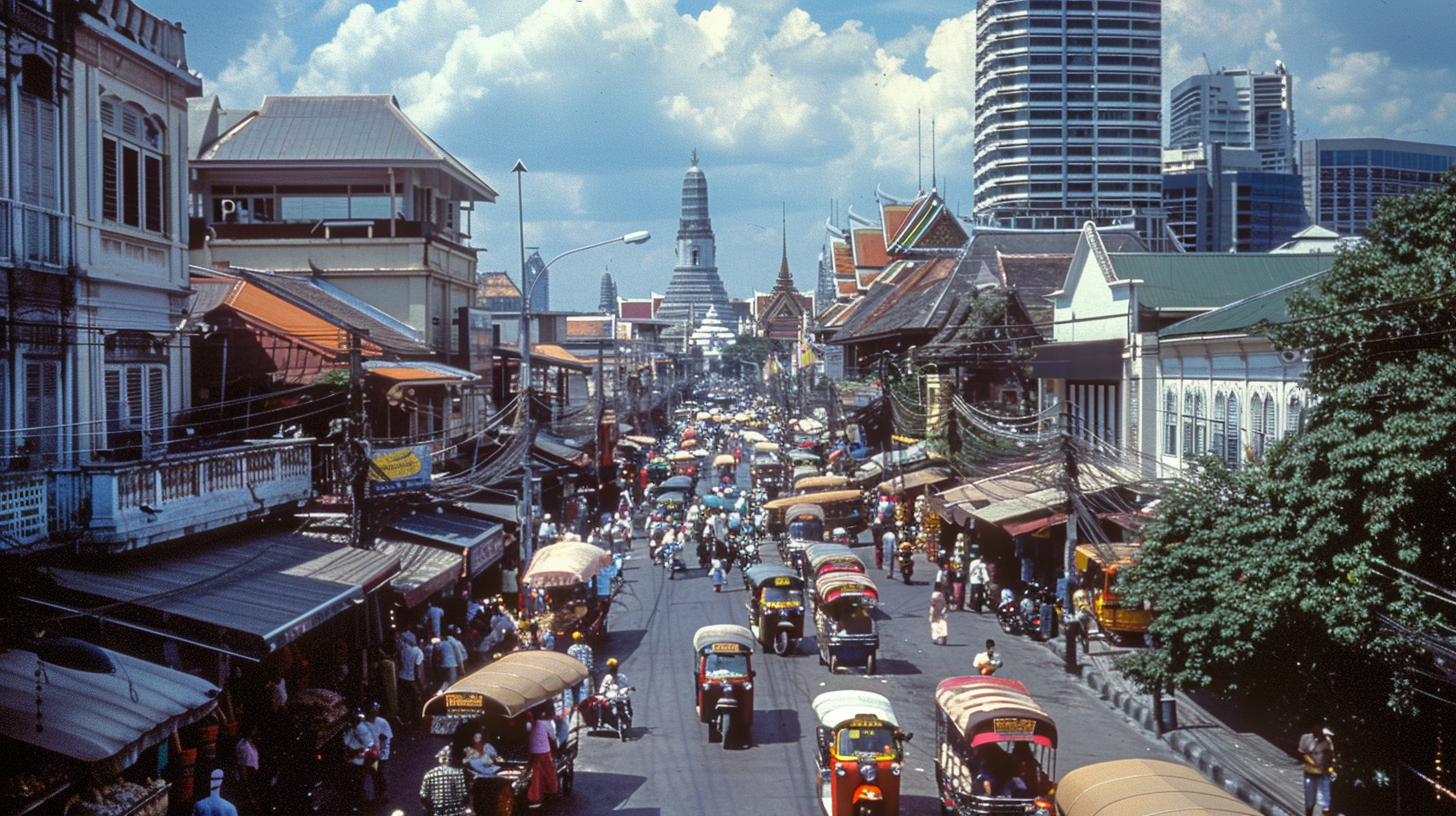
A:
[
  {"left": 973, "top": 0, "right": 1163, "bottom": 221},
  {"left": 1168, "top": 63, "right": 1296, "bottom": 173},
  {"left": 1299, "top": 137, "right": 1456, "bottom": 236}
]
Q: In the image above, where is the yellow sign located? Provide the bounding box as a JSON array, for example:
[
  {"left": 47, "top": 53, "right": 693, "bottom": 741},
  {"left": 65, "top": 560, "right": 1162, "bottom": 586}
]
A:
[
  {"left": 445, "top": 692, "right": 485, "bottom": 714},
  {"left": 772, "top": 577, "right": 795, "bottom": 587},
  {"left": 710, "top": 642, "right": 747, "bottom": 653},
  {"left": 368, "top": 444, "right": 432, "bottom": 493},
  {"left": 992, "top": 717, "right": 1038, "bottom": 738}
]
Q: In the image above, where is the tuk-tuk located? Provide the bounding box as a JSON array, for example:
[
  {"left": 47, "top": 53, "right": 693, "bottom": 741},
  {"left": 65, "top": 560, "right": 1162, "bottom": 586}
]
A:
[
  {"left": 788, "top": 449, "right": 823, "bottom": 468},
  {"left": 692, "top": 624, "right": 756, "bottom": 746},
  {"left": 751, "top": 453, "right": 788, "bottom": 499},
  {"left": 1054, "top": 758, "right": 1259, "bottom": 816},
  {"left": 521, "top": 541, "right": 614, "bottom": 643},
  {"left": 812, "top": 690, "right": 909, "bottom": 816},
  {"left": 792, "top": 464, "right": 822, "bottom": 486},
  {"left": 764, "top": 489, "right": 867, "bottom": 538},
  {"left": 1073, "top": 544, "right": 1152, "bottom": 648},
  {"left": 743, "top": 564, "right": 805, "bottom": 655},
  {"left": 804, "top": 543, "right": 866, "bottom": 586},
  {"left": 714, "top": 453, "right": 737, "bottom": 483},
  {"left": 669, "top": 450, "right": 698, "bottom": 481},
  {"left": 794, "top": 474, "right": 852, "bottom": 494},
  {"left": 813, "top": 572, "right": 880, "bottom": 674},
  {"left": 645, "top": 458, "right": 671, "bottom": 486},
  {"left": 933, "top": 676, "right": 1057, "bottom": 816},
  {"left": 780, "top": 536, "right": 818, "bottom": 574},
  {"left": 422, "top": 651, "right": 589, "bottom": 815}
]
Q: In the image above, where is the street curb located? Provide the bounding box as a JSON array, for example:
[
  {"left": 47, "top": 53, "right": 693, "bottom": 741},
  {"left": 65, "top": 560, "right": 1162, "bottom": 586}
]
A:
[{"left": 1046, "top": 640, "right": 1291, "bottom": 816}]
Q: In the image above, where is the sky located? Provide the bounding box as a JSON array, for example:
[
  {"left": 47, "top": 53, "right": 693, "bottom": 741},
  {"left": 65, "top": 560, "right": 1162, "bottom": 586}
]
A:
[{"left": 143, "top": 0, "right": 1456, "bottom": 314}]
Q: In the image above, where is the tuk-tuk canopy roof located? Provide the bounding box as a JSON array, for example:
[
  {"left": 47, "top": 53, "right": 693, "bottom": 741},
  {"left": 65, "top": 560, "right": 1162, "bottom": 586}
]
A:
[
  {"left": 791, "top": 465, "right": 820, "bottom": 481},
  {"left": 741, "top": 431, "right": 769, "bottom": 443},
  {"left": 693, "top": 624, "right": 756, "bottom": 654},
  {"left": 753, "top": 441, "right": 781, "bottom": 451},
  {"left": 625, "top": 435, "right": 657, "bottom": 445},
  {"left": 744, "top": 564, "right": 802, "bottom": 589},
  {"left": 713, "top": 454, "right": 736, "bottom": 466},
  {"left": 702, "top": 495, "right": 729, "bottom": 509},
  {"left": 422, "top": 651, "right": 589, "bottom": 719},
  {"left": 669, "top": 451, "right": 696, "bottom": 461},
  {"left": 795, "top": 474, "right": 851, "bottom": 491},
  {"left": 1056, "top": 759, "right": 1260, "bottom": 816},
  {"left": 763, "top": 489, "right": 863, "bottom": 511},
  {"left": 806, "top": 543, "right": 856, "bottom": 564},
  {"left": 813, "top": 690, "right": 898, "bottom": 730},
  {"left": 522, "top": 541, "right": 611, "bottom": 588},
  {"left": 935, "top": 676, "right": 1057, "bottom": 748},
  {"left": 1075, "top": 543, "right": 1141, "bottom": 572},
  {"left": 661, "top": 475, "right": 695, "bottom": 491},
  {"left": 787, "top": 450, "right": 822, "bottom": 463},
  {"left": 815, "top": 571, "right": 879, "bottom": 605}
]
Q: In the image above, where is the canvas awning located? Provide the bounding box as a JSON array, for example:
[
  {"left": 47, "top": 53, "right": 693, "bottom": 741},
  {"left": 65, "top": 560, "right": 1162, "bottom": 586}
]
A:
[
  {"left": 0, "top": 646, "right": 218, "bottom": 772},
  {"left": 391, "top": 511, "right": 505, "bottom": 578},
  {"left": 1002, "top": 513, "right": 1068, "bottom": 537},
  {"left": 46, "top": 534, "right": 399, "bottom": 657},
  {"left": 373, "top": 538, "right": 462, "bottom": 608},
  {"left": 1028, "top": 338, "right": 1124, "bottom": 381},
  {"left": 876, "top": 466, "right": 954, "bottom": 496},
  {"left": 970, "top": 487, "right": 1066, "bottom": 527}
]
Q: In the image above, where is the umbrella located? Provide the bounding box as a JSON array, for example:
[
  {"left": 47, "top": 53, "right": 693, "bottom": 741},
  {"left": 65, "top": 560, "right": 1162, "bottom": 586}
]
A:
[
  {"left": 713, "top": 453, "right": 736, "bottom": 466},
  {"left": 702, "top": 495, "right": 728, "bottom": 509}
]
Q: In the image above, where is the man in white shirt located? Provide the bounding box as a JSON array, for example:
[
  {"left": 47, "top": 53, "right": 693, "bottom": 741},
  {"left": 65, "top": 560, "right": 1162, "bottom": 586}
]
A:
[
  {"left": 539, "top": 514, "right": 558, "bottom": 546},
  {"left": 365, "top": 702, "right": 393, "bottom": 802},
  {"left": 397, "top": 636, "right": 424, "bottom": 726}
]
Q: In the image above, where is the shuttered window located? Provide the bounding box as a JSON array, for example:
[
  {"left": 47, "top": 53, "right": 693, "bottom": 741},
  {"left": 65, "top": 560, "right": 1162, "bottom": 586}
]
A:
[
  {"left": 23, "top": 359, "right": 59, "bottom": 459},
  {"left": 17, "top": 91, "right": 59, "bottom": 211},
  {"left": 104, "top": 364, "right": 167, "bottom": 457},
  {"left": 99, "top": 100, "right": 166, "bottom": 234}
]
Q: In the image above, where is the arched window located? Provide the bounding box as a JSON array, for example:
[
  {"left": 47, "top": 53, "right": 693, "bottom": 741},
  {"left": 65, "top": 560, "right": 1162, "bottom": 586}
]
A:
[
  {"left": 1286, "top": 395, "right": 1304, "bottom": 437},
  {"left": 100, "top": 98, "right": 167, "bottom": 233},
  {"left": 1264, "top": 395, "right": 1277, "bottom": 450},
  {"left": 1251, "top": 393, "right": 1267, "bottom": 459},
  {"left": 1182, "top": 392, "right": 1195, "bottom": 461},
  {"left": 1193, "top": 391, "right": 1206, "bottom": 455},
  {"left": 1163, "top": 390, "right": 1178, "bottom": 457},
  {"left": 1224, "top": 394, "right": 1241, "bottom": 466}
]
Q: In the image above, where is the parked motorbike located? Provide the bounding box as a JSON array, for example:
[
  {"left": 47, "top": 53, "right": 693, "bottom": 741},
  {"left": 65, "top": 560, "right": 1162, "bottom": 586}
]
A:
[{"left": 996, "top": 598, "right": 1023, "bottom": 636}]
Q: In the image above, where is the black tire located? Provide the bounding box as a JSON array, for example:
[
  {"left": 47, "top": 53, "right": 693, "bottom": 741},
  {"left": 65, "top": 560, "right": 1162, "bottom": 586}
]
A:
[
  {"left": 717, "top": 713, "right": 733, "bottom": 748},
  {"left": 773, "top": 630, "right": 791, "bottom": 656},
  {"left": 560, "top": 771, "right": 575, "bottom": 796},
  {"left": 708, "top": 718, "right": 721, "bottom": 743},
  {"left": 866, "top": 653, "right": 876, "bottom": 675}
]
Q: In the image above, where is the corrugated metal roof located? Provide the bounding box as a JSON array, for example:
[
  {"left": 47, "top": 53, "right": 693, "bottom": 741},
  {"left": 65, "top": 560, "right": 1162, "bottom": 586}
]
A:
[
  {"left": 200, "top": 95, "right": 495, "bottom": 201},
  {"left": 1160, "top": 272, "right": 1326, "bottom": 338},
  {"left": 220, "top": 268, "right": 435, "bottom": 357},
  {"left": 1110, "top": 253, "right": 1335, "bottom": 310}
]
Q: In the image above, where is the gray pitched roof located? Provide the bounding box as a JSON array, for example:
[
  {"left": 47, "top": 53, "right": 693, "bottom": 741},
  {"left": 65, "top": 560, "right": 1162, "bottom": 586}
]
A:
[
  {"left": 1108, "top": 253, "right": 1336, "bottom": 311},
  {"left": 197, "top": 95, "right": 496, "bottom": 201},
  {"left": 1159, "top": 272, "right": 1326, "bottom": 338}
]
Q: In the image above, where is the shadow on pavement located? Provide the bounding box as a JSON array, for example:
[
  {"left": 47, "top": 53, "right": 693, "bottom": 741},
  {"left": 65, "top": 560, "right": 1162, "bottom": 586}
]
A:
[
  {"left": 871, "top": 657, "right": 924, "bottom": 676},
  {"left": 569, "top": 771, "right": 651, "bottom": 811},
  {"left": 748, "top": 708, "right": 803, "bottom": 745},
  {"left": 900, "top": 793, "right": 948, "bottom": 816},
  {"left": 603, "top": 628, "right": 648, "bottom": 663}
]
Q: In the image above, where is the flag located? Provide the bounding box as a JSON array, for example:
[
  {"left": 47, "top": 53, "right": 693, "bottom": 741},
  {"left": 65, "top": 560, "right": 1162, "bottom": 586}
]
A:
[{"left": 799, "top": 342, "right": 815, "bottom": 369}]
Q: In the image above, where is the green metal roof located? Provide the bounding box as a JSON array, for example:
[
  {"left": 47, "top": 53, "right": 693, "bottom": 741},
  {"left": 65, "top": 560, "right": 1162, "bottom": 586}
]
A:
[
  {"left": 1159, "top": 272, "right": 1326, "bottom": 338},
  {"left": 1109, "top": 253, "right": 1335, "bottom": 311}
]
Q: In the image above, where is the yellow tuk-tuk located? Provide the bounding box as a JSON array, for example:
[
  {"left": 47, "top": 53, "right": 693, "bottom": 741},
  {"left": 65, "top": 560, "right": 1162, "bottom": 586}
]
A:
[{"left": 1073, "top": 544, "right": 1152, "bottom": 648}]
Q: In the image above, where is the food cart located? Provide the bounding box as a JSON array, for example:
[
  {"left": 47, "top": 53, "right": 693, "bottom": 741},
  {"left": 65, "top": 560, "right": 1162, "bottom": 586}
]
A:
[
  {"left": 521, "top": 541, "right": 613, "bottom": 644},
  {"left": 933, "top": 676, "right": 1057, "bottom": 816},
  {"left": 812, "top": 690, "right": 908, "bottom": 816},
  {"left": 423, "top": 651, "right": 589, "bottom": 815},
  {"left": 813, "top": 572, "right": 880, "bottom": 674}
]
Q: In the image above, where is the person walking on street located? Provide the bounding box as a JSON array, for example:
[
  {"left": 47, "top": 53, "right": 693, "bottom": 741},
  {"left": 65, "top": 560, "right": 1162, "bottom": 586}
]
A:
[
  {"left": 366, "top": 702, "right": 393, "bottom": 803},
  {"left": 419, "top": 746, "right": 470, "bottom": 816},
  {"left": 883, "top": 528, "right": 897, "bottom": 578},
  {"left": 191, "top": 769, "right": 238, "bottom": 816},
  {"left": 342, "top": 709, "right": 377, "bottom": 811},
  {"left": 967, "top": 555, "right": 990, "bottom": 614},
  {"left": 567, "top": 632, "right": 595, "bottom": 706},
  {"left": 710, "top": 558, "right": 726, "bottom": 592},
  {"left": 1299, "top": 722, "right": 1336, "bottom": 816},
  {"left": 397, "top": 631, "right": 424, "bottom": 726},
  {"left": 525, "top": 704, "right": 560, "bottom": 809},
  {"left": 974, "top": 639, "right": 1003, "bottom": 676},
  {"left": 929, "top": 590, "right": 949, "bottom": 645}
]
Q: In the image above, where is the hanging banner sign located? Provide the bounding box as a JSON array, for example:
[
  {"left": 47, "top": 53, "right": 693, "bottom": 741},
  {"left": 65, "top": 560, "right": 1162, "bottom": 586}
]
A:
[{"left": 369, "top": 444, "right": 433, "bottom": 494}]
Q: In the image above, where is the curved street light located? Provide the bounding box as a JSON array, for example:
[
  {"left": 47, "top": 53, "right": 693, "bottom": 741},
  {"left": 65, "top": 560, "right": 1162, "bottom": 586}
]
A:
[{"left": 515, "top": 161, "right": 650, "bottom": 566}]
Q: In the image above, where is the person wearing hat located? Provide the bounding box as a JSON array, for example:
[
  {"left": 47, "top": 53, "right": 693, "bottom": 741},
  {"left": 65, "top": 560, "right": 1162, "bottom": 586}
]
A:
[
  {"left": 598, "top": 658, "right": 633, "bottom": 721},
  {"left": 1299, "top": 721, "right": 1336, "bottom": 816},
  {"left": 191, "top": 768, "right": 237, "bottom": 816},
  {"left": 567, "top": 632, "right": 595, "bottom": 705}
]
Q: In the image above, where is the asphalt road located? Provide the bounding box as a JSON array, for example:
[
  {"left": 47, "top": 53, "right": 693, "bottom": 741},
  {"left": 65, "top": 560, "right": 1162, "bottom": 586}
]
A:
[{"left": 387, "top": 464, "right": 1182, "bottom": 816}]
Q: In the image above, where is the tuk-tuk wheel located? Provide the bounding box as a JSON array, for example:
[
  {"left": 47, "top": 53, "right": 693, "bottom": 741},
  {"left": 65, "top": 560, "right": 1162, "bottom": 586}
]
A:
[
  {"left": 865, "top": 653, "right": 876, "bottom": 675},
  {"left": 773, "top": 630, "right": 791, "bottom": 656},
  {"left": 829, "top": 655, "right": 839, "bottom": 673},
  {"left": 560, "top": 771, "right": 574, "bottom": 796}
]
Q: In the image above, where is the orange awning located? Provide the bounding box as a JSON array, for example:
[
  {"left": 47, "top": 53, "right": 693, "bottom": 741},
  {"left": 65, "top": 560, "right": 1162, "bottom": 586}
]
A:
[{"left": 367, "top": 366, "right": 466, "bottom": 385}]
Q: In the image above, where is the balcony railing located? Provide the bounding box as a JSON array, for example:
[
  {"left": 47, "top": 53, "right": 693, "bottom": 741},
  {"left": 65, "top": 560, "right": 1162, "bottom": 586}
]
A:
[
  {"left": 0, "top": 198, "right": 74, "bottom": 270},
  {"left": 15, "top": 439, "right": 317, "bottom": 553}
]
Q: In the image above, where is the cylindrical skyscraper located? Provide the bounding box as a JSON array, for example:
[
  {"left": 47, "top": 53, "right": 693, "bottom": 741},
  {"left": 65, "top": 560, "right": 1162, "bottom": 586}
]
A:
[
  {"left": 972, "top": 0, "right": 1163, "bottom": 222},
  {"left": 657, "top": 153, "right": 734, "bottom": 334}
]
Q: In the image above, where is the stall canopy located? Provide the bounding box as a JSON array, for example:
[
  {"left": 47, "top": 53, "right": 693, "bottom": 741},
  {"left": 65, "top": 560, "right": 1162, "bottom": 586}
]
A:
[
  {"left": 373, "top": 537, "right": 461, "bottom": 608},
  {"left": 1056, "top": 759, "right": 1260, "bottom": 816},
  {"left": 522, "top": 541, "right": 611, "bottom": 587},
  {"left": 454, "top": 488, "right": 520, "bottom": 526},
  {"left": 0, "top": 645, "right": 218, "bottom": 771},
  {"left": 875, "top": 466, "right": 955, "bottom": 496},
  {"left": 392, "top": 511, "right": 505, "bottom": 578},
  {"left": 45, "top": 534, "right": 400, "bottom": 657}
]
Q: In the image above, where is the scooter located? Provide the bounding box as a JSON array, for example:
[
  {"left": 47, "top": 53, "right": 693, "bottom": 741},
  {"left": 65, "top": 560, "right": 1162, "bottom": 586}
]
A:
[
  {"left": 898, "top": 551, "right": 915, "bottom": 585},
  {"left": 996, "top": 597, "right": 1023, "bottom": 636}
]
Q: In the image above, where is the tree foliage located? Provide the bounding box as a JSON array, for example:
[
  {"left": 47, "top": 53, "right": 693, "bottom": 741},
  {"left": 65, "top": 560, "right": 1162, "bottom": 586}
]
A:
[
  {"left": 718, "top": 334, "right": 776, "bottom": 379},
  {"left": 1121, "top": 172, "right": 1456, "bottom": 789}
]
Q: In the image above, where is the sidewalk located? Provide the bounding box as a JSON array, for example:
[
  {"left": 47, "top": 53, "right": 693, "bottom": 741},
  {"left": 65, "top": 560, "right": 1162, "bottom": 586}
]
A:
[{"left": 1053, "top": 637, "right": 1306, "bottom": 816}]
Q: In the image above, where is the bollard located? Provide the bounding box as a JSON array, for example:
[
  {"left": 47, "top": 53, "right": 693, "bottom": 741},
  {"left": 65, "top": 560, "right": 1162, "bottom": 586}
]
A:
[
  {"left": 1152, "top": 685, "right": 1163, "bottom": 735},
  {"left": 1160, "top": 693, "right": 1178, "bottom": 731},
  {"left": 1063, "top": 618, "right": 1080, "bottom": 674}
]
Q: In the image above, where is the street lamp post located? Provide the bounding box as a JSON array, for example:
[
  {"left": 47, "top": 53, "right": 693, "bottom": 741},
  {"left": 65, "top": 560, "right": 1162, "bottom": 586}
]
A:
[{"left": 513, "top": 158, "right": 649, "bottom": 568}]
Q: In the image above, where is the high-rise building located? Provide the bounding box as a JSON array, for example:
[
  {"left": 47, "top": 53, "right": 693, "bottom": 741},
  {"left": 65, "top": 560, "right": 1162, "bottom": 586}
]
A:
[
  {"left": 1168, "top": 63, "right": 1296, "bottom": 173},
  {"left": 972, "top": 0, "right": 1163, "bottom": 221},
  {"left": 1300, "top": 138, "right": 1456, "bottom": 237},
  {"left": 523, "top": 249, "right": 548, "bottom": 312},
  {"left": 657, "top": 153, "right": 734, "bottom": 333}
]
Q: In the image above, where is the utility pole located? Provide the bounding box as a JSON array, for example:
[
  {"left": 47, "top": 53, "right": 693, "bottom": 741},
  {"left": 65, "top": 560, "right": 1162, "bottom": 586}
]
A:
[
  {"left": 514, "top": 160, "right": 535, "bottom": 570},
  {"left": 349, "top": 332, "right": 370, "bottom": 549}
]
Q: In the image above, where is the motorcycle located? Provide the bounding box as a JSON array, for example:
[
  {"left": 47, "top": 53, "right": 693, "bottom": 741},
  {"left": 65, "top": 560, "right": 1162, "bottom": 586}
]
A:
[
  {"left": 897, "top": 551, "right": 915, "bottom": 585},
  {"left": 996, "top": 598, "right": 1023, "bottom": 636},
  {"left": 655, "top": 541, "right": 687, "bottom": 578}
]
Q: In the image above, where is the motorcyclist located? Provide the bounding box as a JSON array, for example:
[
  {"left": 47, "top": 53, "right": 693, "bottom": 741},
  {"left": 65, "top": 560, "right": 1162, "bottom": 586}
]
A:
[
  {"left": 897, "top": 543, "right": 916, "bottom": 584},
  {"left": 598, "top": 658, "right": 634, "bottom": 722}
]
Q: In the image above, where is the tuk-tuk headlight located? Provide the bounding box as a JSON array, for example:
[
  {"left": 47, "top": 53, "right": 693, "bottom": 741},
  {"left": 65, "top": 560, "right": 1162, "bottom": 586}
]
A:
[
  {"left": 701, "top": 682, "right": 711, "bottom": 691},
  {"left": 742, "top": 682, "right": 752, "bottom": 691},
  {"left": 860, "top": 762, "right": 877, "bottom": 782},
  {"left": 835, "top": 766, "right": 847, "bottom": 777}
]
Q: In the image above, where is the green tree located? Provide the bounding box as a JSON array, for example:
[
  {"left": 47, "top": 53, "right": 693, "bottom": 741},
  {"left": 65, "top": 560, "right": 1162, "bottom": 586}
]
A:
[
  {"left": 1122, "top": 172, "right": 1456, "bottom": 791},
  {"left": 719, "top": 334, "right": 776, "bottom": 379}
]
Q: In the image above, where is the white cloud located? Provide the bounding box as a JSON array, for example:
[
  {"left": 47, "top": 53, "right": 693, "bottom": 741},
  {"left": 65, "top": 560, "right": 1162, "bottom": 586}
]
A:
[
  {"left": 213, "top": 31, "right": 297, "bottom": 108},
  {"left": 1305, "top": 49, "right": 1453, "bottom": 138}
]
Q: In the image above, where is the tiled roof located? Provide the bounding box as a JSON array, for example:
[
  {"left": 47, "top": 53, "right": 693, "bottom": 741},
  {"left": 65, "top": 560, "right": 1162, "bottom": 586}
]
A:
[
  {"left": 197, "top": 95, "right": 495, "bottom": 201},
  {"left": 533, "top": 344, "right": 589, "bottom": 365},
  {"left": 998, "top": 254, "right": 1072, "bottom": 332},
  {"left": 852, "top": 229, "right": 891, "bottom": 268},
  {"left": 565, "top": 317, "right": 614, "bottom": 338},
  {"left": 830, "top": 256, "right": 970, "bottom": 344},
  {"left": 968, "top": 228, "right": 1146, "bottom": 273},
  {"left": 832, "top": 241, "right": 856, "bottom": 279},
  {"left": 836, "top": 278, "right": 860, "bottom": 296},
  {"left": 478, "top": 272, "right": 521, "bottom": 298},
  {"left": 881, "top": 205, "right": 912, "bottom": 245},
  {"left": 1109, "top": 253, "right": 1336, "bottom": 311},
  {"left": 887, "top": 192, "right": 966, "bottom": 254}
]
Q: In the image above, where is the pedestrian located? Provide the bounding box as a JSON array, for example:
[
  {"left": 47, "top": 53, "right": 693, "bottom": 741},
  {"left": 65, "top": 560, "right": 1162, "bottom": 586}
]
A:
[
  {"left": 710, "top": 558, "right": 726, "bottom": 592},
  {"left": 234, "top": 726, "right": 260, "bottom": 811},
  {"left": 567, "top": 631, "right": 596, "bottom": 704},
  {"left": 974, "top": 639, "right": 1003, "bottom": 675},
  {"left": 424, "top": 598, "right": 445, "bottom": 640},
  {"left": 191, "top": 768, "right": 238, "bottom": 816},
  {"left": 1299, "top": 721, "right": 1336, "bottom": 816},
  {"left": 882, "top": 528, "right": 897, "bottom": 577},
  {"left": 419, "top": 746, "right": 470, "bottom": 816},
  {"left": 539, "top": 513, "right": 558, "bottom": 547},
  {"left": 949, "top": 561, "right": 966, "bottom": 610},
  {"left": 445, "top": 627, "right": 469, "bottom": 673},
  {"left": 929, "top": 590, "right": 949, "bottom": 645},
  {"left": 342, "top": 708, "right": 376, "bottom": 809},
  {"left": 525, "top": 704, "right": 560, "bottom": 809},
  {"left": 365, "top": 701, "right": 393, "bottom": 803},
  {"left": 967, "top": 555, "right": 990, "bottom": 614}
]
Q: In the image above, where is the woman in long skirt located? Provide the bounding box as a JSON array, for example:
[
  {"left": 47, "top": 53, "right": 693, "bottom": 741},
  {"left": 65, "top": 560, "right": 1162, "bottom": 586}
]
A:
[{"left": 929, "top": 590, "right": 949, "bottom": 645}]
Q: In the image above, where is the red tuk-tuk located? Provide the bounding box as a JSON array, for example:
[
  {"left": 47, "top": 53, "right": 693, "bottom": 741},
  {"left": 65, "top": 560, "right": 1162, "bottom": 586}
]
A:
[
  {"left": 693, "top": 624, "right": 756, "bottom": 747},
  {"left": 812, "top": 690, "right": 909, "bottom": 815}
]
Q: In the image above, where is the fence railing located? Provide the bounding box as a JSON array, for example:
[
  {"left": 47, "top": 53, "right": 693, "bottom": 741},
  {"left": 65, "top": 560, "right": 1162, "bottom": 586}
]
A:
[{"left": 0, "top": 198, "right": 73, "bottom": 269}]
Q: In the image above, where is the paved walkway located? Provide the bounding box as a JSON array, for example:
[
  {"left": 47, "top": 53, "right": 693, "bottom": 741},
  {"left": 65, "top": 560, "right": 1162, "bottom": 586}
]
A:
[{"left": 1060, "top": 637, "right": 1307, "bottom": 816}]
